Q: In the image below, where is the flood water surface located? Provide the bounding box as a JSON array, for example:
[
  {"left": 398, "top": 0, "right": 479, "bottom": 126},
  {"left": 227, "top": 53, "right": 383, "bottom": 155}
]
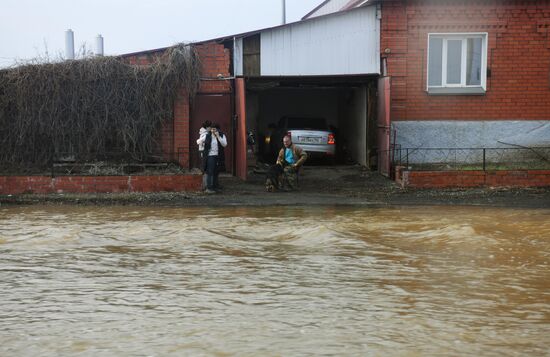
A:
[{"left": 0, "top": 205, "right": 549, "bottom": 356}]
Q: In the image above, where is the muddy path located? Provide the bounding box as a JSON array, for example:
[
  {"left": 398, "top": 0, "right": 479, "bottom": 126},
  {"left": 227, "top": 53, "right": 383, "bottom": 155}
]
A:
[{"left": 1, "top": 166, "right": 549, "bottom": 208}]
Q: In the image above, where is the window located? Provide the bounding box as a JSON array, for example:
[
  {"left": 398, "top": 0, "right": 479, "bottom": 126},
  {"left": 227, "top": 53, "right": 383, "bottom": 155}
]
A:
[
  {"left": 427, "top": 33, "right": 487, "bottom": 95},
  {"left": 286, "top": 118, "right": 328, "bottom": 130}
]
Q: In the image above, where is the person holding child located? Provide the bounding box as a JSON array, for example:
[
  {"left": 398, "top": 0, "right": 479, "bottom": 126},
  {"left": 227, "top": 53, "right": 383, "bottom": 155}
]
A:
[{"left": 197, "top": 123, "right": 227, "bottom": 194}]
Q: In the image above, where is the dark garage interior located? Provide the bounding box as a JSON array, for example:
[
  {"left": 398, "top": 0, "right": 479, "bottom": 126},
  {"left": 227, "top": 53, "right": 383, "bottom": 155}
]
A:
[{"left": 244, "top": 77, "right": 378, "bottom": 168}]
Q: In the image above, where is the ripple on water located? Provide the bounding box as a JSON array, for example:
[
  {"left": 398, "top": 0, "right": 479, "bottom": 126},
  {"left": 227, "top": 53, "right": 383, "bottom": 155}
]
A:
[{"left": 0, "top": 205, "right": 549, "bottom": 356}]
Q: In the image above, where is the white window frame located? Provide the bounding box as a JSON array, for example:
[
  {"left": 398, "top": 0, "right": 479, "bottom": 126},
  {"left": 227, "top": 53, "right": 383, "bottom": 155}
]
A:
[{"left": 427, "top": 32, "right": 488, "bottom": 95}]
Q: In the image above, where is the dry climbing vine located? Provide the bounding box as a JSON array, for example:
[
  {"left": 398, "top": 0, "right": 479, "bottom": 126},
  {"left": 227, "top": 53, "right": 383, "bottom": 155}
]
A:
[{"left": 0, "top": 44, "right": 200, "bottom": 172}]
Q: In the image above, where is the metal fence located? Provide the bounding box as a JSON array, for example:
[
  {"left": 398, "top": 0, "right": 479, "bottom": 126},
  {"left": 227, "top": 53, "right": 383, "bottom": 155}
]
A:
[
  {"left": 390, "top": 147, "right": 550, "bottom": 171},
  {"left": 49, "top": 149, "right": 190, "bottom": 176},
  {"left": 0, "top": 148, "right": 190, "bottom": 176}
]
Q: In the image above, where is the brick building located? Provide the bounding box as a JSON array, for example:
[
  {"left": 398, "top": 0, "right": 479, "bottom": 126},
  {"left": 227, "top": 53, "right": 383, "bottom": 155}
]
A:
[
  {"left": 381, "top": 0, "right": 550, "bottom": 151},
  {"left": 123, "top": 3, "right": 383, "bottom": 180},
  {"left": 121, "top": 0, "right": 549, "bottom": 186},
  {"left": 5, "top": 0, "right": 548, "bottom": 194},
  {"left": 377, "top": 0, "right": 550, "bottom": 187}
]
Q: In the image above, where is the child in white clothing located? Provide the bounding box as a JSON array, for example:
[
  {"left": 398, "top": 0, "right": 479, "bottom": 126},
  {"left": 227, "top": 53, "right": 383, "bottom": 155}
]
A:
[{"left": 196, "top": 121, "right": 212, "bottom": 189}]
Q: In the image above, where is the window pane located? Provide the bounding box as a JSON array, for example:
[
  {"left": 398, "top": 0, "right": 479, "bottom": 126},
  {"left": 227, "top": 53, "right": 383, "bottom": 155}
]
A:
[
  {"left": 446, "top": 39, "right": 462, "bottom": 84},
  {"left": 428, "top": 37, "right": 442, "bottom": 86},
  {"left": 466, "top": 38, "right": 482, "bottom": 85},
  {"left": 286, "top": 118, "right": 328, "bottom": 130}
]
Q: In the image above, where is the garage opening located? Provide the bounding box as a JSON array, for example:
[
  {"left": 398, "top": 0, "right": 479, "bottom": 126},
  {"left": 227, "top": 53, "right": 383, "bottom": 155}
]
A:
[{"left": 244, "top": 76, "right": 378, "bottom": 168}]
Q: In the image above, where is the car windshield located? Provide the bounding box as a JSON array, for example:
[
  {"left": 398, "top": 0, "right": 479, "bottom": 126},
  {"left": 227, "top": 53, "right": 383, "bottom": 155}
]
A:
[{"left": 285, "top": 118, "right": 328, "bottom": 130}]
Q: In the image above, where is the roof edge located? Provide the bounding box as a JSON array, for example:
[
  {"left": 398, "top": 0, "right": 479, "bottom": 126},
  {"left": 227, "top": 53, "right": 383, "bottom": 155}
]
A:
[
  {"left": 120, "top": 1, "right": 380, "bottom": 58},
  {"left": 302, "top": 0, "right": 375, "bottom": 20},
  {"left": 302, "top": 0, "right": 332, "bottom": 20}
]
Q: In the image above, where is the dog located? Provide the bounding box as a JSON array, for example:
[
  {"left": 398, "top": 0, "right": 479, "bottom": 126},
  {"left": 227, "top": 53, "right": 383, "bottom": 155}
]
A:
[{"left": 265, "top": 164, "right": 284, "bottom": 192}]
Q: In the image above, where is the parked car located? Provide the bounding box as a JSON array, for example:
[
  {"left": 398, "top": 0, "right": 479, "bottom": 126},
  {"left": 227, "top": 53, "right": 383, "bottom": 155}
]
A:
[{"left": 264, "top": 117, "right": 336, "bottom": 161}]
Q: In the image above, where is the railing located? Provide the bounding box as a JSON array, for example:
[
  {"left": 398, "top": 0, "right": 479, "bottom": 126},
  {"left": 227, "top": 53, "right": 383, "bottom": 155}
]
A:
[
  {"left": 49, "top": 148, "right": 190, "bottom": 176},
  {"left": 388, "top": 147, "right": 550, "bottom": 171}
]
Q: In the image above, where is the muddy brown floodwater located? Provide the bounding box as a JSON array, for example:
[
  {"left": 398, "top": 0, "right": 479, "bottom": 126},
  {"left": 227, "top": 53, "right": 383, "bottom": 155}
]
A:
[{"left": 0, "top": 205, "right": 549, "bottom": 356}]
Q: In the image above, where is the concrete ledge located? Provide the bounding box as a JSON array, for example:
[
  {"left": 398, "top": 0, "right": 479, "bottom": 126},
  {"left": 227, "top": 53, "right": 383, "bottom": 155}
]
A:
[
  {"left": 427, "top": 87, "right": 486, "bottom": 95},
  {"left": 0, "top": 175, "right": 203, "bottom": 194},
  {"left": 398, "top": 169, "right": 550, "bottom": 189}
]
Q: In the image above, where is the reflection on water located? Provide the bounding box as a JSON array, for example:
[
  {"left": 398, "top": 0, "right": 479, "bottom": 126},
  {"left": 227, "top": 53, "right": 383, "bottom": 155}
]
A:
[{"left": 0, "top": 205, "right": 549, "bottom": 356}]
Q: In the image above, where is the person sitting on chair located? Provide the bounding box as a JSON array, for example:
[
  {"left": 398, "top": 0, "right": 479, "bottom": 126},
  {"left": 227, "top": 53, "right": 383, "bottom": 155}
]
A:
[{"left": 276, "top": 135, "right": 307, "bottom": 191}]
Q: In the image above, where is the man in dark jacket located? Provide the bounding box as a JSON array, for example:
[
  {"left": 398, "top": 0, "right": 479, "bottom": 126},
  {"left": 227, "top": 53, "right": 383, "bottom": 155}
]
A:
[{"left": 197, "top": 123, "right": 227, "bottom": 193}]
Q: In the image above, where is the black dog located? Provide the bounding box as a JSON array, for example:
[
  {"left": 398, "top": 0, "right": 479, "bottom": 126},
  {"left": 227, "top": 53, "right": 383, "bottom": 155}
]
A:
[{"left": 265, "top": 164, "right": 284, "bottom": 192}]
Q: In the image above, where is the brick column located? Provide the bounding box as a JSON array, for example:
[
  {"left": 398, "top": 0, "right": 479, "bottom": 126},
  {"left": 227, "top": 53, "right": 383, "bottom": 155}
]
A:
[{"left": 173, "top": 88, "right": 190, "bottom": 168}]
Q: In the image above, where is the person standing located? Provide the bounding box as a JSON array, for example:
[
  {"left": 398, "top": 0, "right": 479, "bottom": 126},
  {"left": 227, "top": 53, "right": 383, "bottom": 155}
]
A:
[
  {"left": 200, "top": 123, "right": 227, "bottom": 194},
  {"left": 276, "top": 135, "right": 307, "bottom": 191}
]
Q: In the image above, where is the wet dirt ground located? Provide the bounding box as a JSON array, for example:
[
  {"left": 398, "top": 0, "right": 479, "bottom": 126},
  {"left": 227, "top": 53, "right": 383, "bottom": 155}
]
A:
[{"left": 2, "top": 165, "right": 549, "bottom": 208}]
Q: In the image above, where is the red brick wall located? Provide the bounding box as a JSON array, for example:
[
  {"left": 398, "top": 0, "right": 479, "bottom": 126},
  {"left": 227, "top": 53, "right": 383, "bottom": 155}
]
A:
[
  {"left": 122, "top": 50, "right": 187, "bottom": 165},
  {"left": 381, "top": 0, "right": 550, "bottom": 121},
  {"left": 195, "top": 43, "right": 232, "bottom": 94},
  {"left": 0, "top": 175, "right": 202, "bottom": 194},
  {"left": 399, "top": 169, "right": 550, "bottom": 188},
  {"left": 172, "top": 88, "right": 190, "bottom": 167},
  {"left": 122, "top": 42, "right": 232, "bottom": 169},
  {"left": 164, "top": 42, "right": 232, "bottom": 168}
]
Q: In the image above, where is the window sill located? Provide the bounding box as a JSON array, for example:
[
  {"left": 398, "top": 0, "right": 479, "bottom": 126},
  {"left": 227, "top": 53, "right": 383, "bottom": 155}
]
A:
[{"left": 427, "top": 87, "right": 486, "bottom": 95}]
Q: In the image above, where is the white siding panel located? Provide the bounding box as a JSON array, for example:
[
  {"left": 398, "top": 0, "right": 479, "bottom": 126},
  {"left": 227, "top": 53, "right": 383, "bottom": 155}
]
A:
[
  {"left": 233, "top": 37, "right": 243, "bottom": 76},
  {"left": 261, "top": 6, "right": 379, "bottom": 76}
]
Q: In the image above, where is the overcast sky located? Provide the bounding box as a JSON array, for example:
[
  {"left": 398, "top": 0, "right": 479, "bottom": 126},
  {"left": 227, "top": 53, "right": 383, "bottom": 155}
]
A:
[{"left": 0, "top": 0, "right": 322, "bottom": 68}]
